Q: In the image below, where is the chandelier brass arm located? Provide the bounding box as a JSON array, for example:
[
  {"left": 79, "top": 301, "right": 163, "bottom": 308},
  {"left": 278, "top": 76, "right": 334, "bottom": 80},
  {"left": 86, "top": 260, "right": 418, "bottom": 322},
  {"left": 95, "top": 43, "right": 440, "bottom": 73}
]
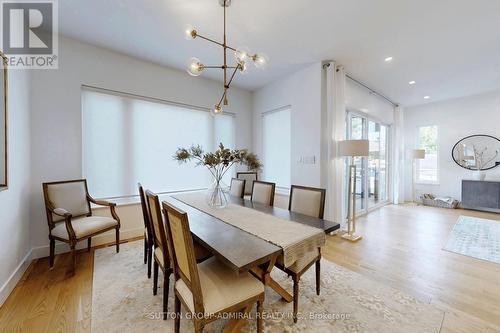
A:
[{"left": 185, "top": 0, "right": 268, "bottom": 115}]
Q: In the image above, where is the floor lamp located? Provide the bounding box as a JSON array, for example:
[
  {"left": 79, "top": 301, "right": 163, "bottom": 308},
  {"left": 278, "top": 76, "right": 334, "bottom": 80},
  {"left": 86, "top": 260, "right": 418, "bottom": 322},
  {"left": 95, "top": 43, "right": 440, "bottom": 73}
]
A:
[
  {"left": 411, "top": 149, "right": 426, "bottom": 203},
  {"left": 339, "top": 140, "right": 369, "bottom": 242}
]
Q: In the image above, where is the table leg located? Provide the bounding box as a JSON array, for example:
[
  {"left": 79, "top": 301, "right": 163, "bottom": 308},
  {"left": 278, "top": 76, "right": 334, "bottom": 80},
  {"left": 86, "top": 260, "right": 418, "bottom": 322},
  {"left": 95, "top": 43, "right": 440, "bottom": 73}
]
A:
[{"left": 250, "top": 257, "right": 293, "bottom": 303}]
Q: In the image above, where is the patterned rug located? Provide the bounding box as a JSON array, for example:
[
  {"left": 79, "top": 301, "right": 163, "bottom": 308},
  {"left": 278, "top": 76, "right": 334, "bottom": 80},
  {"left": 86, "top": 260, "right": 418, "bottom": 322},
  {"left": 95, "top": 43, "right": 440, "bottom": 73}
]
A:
[
  {"left": 92, "top": 241, "right": 444, "bottom": 333},
  {"left": 444, "top": 215, "right": 500, "bottom": 264}
]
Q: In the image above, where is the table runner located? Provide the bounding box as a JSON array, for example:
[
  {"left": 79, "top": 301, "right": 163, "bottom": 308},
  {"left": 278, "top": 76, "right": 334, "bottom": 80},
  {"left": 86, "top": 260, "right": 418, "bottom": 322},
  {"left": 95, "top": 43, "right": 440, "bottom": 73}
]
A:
[{"left": 173, "top": 192, "right": 325, "bottom": 268}]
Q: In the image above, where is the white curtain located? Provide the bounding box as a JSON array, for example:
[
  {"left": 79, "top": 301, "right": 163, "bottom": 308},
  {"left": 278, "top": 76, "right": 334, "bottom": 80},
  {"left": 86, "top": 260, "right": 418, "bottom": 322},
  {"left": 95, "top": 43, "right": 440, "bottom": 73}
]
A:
[
  {"left": 392, "top": 105, "right": 405, "bottom": 204},
  {"left": 323, "top": 62, "right": 346, "bottom": 226}
]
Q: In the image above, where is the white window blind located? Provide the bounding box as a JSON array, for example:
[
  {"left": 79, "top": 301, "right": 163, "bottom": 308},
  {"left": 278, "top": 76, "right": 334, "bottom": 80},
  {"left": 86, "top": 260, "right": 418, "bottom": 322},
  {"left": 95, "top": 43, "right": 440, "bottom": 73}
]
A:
[
  {"left": 262, "top": 107, "right": 291, "bottom": 188},
  {"left": 82, "top": 88, "right": 235, "bottom": 198}
]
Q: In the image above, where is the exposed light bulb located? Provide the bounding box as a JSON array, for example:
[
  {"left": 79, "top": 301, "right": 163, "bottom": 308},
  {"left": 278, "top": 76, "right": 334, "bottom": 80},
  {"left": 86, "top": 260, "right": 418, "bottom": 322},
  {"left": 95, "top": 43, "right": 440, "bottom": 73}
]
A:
[
  {"left": 186, "top": 57, "right": 204, "bottom": 76},
  {"left": 253, "top": 53, "right": 268, "bottom": 69},
  {"left": 184, "top": 25, "right": 197, "bottom": 40},
  {"left": 385, "top": 56, "right": 393, "bottom": 62},
  {"left": 409, "top": 81, "right": 416, "bottom": 85},
  {"left": 234, "top": 46, "right": 250, "bottom": 63},
  {"left": 211, "top": 105, "right": 222, "bottom": 116},
  {"left": 218, "top": 0, "right": 232, "bottom": 7},
  {"left": 238, "top": 61, "right": 248, "bottom": 75}
]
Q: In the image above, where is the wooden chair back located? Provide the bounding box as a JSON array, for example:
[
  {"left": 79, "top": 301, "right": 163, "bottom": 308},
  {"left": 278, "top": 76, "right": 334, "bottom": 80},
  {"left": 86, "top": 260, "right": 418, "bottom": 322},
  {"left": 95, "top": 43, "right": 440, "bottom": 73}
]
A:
[
  {"left": 229, "top": 178, "right": 246, "bottom": 198},
  {"left": 251, "top": 180, "right": 276, "bottom": 206},
  {"left": 289, "top": 185, "right": 326, "bottom": 219},
  {"left": 237, "top": 171, "right": 258, "bottom": 195},
  {"left": 138, "top": 183, "right": 152, "bottom": 240},
  {"left": 145, "top": 190, "right": 170, "bottom": 267},
  {"left": 42, "top": 179, "right": 91, "bottom": 224},
  {"left": 162, "top": 201, "right": 204, "bottom": 315}
]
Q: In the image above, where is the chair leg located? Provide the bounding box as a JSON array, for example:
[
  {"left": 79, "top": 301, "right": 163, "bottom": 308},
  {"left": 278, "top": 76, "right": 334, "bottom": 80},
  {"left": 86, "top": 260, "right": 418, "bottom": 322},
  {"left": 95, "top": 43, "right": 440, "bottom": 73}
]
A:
[
  {"left": 115, "top": 228, "right": 120, "bottom": 253},
  {"left": 315, "top": 260, "right": 321, "bottom": 296},
  {"left": 174, "top": 295, "right": 181, "bottom": 333},
  {"left": 87, "top": 237, "right": 92, "bottom": 252},
  {"left": 257, "top": 299, "right": 263, "bottom": 333},
  {"left": 49, "top": 239, "right": 55, "bottom": 269},
  {"left": 147, "top": 245, "right": 153, "bottom": 279},
  {"left": 71, "top": 244, "right": 77, "bottom": 274},
  {"left": 153, "top": 261, "right": 159, "bottom": 296},
  {"left": 293, "top": 276, "right": 299, "bottom": 323},
  {"left": 143, "top": 238, "right": 148, "bottom": 264},
  {"left": 163, "top": 270, "right": 170, "bottom": 320}
]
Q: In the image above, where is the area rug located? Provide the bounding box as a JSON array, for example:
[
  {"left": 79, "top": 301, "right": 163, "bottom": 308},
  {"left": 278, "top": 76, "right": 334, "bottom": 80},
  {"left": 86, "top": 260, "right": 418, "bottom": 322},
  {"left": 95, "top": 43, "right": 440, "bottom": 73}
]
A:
[
  {"left": 92, "top": 241, "right": 444, "bottom": 333},
  {"left": 444, "top": 215, "right": 500, "bottom": 264}
]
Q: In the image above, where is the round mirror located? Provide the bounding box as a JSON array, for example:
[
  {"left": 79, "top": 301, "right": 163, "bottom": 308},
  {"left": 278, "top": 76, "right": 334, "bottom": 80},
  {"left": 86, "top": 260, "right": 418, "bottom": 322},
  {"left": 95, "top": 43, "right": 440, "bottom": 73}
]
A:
[{"left": 452, "top": 135, "right": 500, "bottom": 170}]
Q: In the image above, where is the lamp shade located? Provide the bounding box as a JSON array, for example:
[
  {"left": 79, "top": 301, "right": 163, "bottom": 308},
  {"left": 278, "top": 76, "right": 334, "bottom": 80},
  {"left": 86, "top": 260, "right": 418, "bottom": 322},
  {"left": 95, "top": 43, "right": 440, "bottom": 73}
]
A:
[
  {"left": 412, "top": 149, "right": 426, "bottom": 159},
  {"left": 338, "top": 140, "right": 369, "bottom": 157}
]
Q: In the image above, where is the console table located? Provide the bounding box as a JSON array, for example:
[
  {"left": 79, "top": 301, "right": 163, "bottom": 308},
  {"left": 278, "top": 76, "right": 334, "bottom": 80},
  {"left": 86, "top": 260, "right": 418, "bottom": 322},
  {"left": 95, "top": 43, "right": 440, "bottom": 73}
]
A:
[{"left": 462, "top": 180, "right": 500, "bottom": 213}]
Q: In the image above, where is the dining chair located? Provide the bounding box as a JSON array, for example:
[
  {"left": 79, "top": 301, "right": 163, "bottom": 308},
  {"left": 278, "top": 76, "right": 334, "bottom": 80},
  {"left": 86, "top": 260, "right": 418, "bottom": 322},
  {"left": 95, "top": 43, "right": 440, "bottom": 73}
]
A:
[
  {"left": 229, "top": 178, "right": 246, "bottom": 198},
  {"left": 162, "top": 201, "right": 265, "bottom": 333},
  {"left": 236, "top": 171, "right": 258, "bottom": 196},
  {"left": 42, "top": 179, "right": 120, "bottom": 273},
  {"left": 276, "top": 185, "right": 326, "bottom": 323},
  {"left": 146, "top": 190, "right": 172, "bottom": 320},
  {"left": 147, "top": 191, "right": 213, "bottom": 320},
  {"left": 251, "top": 180, "right": 276, "bottom": 206},
  {"left": 139, "top": 183, "right": 153, "bottom": 278}
]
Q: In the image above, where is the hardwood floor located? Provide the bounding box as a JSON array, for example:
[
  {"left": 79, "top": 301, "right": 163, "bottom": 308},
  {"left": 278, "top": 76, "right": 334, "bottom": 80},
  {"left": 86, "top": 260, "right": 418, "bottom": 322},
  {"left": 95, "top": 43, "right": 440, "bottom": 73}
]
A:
[
  {"left": 1, "top": 205, "right": 499, "bottom": 332},
  {"left": 323, "top": 204, "right": 500, "bottom": 333}
]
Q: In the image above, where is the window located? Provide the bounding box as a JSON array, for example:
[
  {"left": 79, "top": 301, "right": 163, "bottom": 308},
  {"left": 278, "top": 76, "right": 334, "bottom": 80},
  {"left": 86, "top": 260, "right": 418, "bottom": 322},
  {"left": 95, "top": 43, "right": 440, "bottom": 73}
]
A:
[
  {"left": 416, "top": 125, "right": 439, "bottom": 183},
  {"left": 82, "top": 88, "right": 235, "bottom": 198},
  {"left": 262, "top": 107, "right": 291, "bottom": 189}
]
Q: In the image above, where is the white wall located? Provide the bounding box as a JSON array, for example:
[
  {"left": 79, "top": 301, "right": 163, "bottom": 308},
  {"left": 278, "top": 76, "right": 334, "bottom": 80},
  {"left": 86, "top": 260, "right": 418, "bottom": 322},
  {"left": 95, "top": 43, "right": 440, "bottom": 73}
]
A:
[
  {"left": 29, "top": 36, "right": 253, "bottom": 256},
  {"left": 252, "top": 63, "right": 323, "bottom": 187},
  {"left": 0, "top": 70, "right": 32, "bottom": 305},
  {"left": 404, "top": 90, "right": 500, "bottom": 200}
]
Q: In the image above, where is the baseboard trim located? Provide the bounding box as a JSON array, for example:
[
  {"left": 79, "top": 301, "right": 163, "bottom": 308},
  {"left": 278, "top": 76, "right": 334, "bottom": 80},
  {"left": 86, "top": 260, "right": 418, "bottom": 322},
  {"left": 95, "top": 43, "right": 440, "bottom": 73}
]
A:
[
  {"left": 30, "top": 227, "right": 144, "bottom": 260},
  {"left": 0, "top": 249, "right": 33, "bottom": 307}
]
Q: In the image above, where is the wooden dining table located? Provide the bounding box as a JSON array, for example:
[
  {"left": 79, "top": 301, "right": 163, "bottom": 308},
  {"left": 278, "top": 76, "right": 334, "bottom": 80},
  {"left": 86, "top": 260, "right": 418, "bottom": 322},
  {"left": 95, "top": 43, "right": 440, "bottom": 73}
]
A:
[{"left": 161, "top": 193, "right": 340, "bottom": 331}]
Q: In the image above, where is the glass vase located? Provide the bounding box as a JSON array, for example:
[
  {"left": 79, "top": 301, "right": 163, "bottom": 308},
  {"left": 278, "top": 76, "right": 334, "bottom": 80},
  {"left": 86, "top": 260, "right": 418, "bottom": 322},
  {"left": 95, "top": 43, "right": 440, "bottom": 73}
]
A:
[{"left": 206, "top": 177, "right": 229, "bottom": 208}]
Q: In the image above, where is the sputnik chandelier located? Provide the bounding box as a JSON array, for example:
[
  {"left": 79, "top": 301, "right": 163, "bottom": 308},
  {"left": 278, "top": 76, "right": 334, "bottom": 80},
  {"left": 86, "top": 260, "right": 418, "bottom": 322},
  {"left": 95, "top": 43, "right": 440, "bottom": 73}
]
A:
[{"left": 185, "top": 0, "right": 268, "bottom": 115}]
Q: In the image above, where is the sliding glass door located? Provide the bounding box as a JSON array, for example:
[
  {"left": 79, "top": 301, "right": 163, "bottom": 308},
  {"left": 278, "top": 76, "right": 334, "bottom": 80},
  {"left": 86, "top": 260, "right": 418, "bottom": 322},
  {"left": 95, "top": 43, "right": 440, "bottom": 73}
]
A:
[{"left": 346, "top": 112, "right": 390, "bottom": 214}]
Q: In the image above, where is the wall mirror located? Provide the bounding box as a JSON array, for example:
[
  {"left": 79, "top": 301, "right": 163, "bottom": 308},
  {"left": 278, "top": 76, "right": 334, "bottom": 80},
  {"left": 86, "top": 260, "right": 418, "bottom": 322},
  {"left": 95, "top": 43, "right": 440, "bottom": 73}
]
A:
[
  {"left": 452, "top": 135, "right": 500, "bottom": 171},
  {"left": 0, "top": 52, "right": 6, "bottom": 188}
]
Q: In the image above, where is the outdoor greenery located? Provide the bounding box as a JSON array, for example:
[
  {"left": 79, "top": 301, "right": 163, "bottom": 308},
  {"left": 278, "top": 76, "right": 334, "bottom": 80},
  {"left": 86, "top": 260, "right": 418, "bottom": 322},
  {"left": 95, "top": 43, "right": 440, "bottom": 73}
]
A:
[{"left": 418, "top": 126, "right": 438, "bottom": 153}]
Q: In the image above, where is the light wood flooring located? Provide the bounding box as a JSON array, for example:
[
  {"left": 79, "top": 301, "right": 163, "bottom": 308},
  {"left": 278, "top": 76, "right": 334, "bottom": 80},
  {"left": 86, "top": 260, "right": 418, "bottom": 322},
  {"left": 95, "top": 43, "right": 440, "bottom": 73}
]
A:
[{"left": 1, "top": 205, "right": 499, "bottom": 332}]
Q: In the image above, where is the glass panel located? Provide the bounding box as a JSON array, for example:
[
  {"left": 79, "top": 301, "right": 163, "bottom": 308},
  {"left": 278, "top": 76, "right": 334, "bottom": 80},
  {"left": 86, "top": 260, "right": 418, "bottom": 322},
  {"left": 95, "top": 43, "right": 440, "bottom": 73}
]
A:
[
  {"left": 349, "top": 115, "right": 365, "bottom": 212},
  {"left": 369, "top": 122, "right": 389, "bottom": 208}
]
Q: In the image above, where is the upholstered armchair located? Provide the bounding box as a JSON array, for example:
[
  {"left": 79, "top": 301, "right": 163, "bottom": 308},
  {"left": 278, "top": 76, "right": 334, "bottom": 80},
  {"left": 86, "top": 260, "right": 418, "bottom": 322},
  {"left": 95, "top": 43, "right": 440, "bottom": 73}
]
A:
[{"left": 42, "top": 179, "right": 120, "bottom": 272}]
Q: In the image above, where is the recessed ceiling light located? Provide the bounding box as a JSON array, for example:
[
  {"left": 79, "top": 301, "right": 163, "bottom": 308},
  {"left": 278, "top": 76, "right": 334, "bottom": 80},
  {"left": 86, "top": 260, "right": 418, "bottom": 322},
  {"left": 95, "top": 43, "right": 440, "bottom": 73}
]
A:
[
  {"left": 385, "top": 56, "right": 393, "bottom": 62},
  {"left": 424, "top": 96, "right": 430, "bottom": 99},
  {"left": 409, "top": 81, "right": 416, "bottom": 85}
]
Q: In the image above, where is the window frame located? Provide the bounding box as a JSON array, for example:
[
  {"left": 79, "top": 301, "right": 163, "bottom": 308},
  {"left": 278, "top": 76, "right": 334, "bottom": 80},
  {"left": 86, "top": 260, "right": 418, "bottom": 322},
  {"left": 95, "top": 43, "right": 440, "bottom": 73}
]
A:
[{"left": 415, "top": 125, "right": 440, "bottom": 185}]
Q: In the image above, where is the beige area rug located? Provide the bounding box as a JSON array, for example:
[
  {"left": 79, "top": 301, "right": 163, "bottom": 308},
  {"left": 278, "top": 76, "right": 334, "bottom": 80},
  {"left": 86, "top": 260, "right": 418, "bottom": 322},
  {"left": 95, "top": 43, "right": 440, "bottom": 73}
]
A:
[{"left": 92, "top": 241, "right": 444, "bottom": 333}]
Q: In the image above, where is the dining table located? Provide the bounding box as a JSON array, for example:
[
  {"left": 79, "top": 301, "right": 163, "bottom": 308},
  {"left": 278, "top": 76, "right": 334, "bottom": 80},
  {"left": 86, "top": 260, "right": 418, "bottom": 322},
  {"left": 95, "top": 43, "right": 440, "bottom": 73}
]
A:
[{"left": 160, "top": 191, "right": 340, "bottom": 332}]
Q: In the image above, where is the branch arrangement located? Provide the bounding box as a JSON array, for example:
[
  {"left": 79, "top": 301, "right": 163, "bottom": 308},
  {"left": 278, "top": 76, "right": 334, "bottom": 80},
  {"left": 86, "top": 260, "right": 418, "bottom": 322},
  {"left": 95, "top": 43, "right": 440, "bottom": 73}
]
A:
[
  {"left": 174, "top": 143, "right": 262, "bottom": 182},
  {"left": 473, "top": 144, "right": 499, "bottom": 170}
]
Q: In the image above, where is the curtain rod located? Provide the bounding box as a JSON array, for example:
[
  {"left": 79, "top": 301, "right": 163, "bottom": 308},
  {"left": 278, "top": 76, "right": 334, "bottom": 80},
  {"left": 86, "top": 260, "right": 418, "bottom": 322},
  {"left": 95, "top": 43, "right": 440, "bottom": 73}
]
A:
[{"left": 344, "top": 73, "right": 398, "bottom": 107}]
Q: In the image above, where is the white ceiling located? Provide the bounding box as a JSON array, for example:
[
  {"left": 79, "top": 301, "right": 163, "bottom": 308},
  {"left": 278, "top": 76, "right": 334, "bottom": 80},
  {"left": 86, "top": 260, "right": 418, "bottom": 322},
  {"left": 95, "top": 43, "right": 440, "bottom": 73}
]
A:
[{"left": 59, "top": 0, "right": 500, "bottom": 106}]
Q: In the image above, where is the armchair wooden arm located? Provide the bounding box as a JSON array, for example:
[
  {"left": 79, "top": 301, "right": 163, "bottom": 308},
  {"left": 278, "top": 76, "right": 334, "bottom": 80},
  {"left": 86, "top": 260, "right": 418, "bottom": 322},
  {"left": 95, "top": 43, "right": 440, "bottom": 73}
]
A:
[
  {"left": 87, "top": 194, "right": 121, "bottom": 227},
  {"left": 45, "top": 205, "right": 77, "bottom": 241}
]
